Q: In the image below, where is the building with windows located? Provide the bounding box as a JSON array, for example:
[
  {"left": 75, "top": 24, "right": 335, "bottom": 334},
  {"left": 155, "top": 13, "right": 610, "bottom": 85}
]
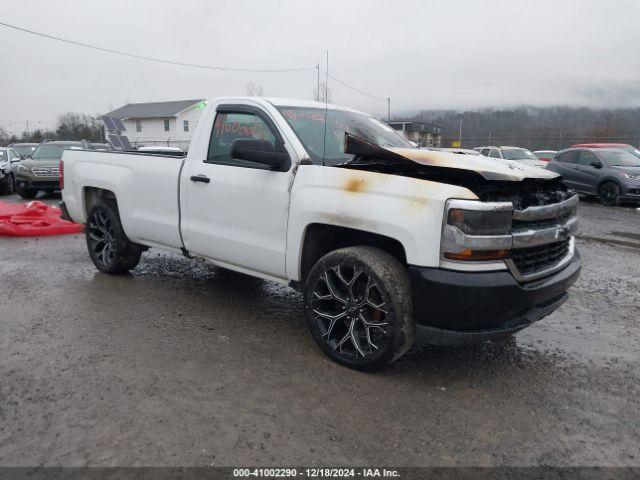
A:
[
  {"left": 386, "top": 120, "right": 444, "bottom": 147},
  {"left": 104, "top": 99, "right": 206, "bottom": 149}
]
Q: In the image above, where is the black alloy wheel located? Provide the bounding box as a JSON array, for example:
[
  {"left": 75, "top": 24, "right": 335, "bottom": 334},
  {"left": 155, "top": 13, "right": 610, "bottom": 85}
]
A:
[
  {"left": 85, "top": 201, "right": 143, "bottom": 274},
  {"left": 304, "top": 247, "right": 414, "bottom": 370},
  {"left": 599, "top": 181, "right": 621, "bottom": 207},
  {"left": 87, "top": 208, "right": 117, "bottom": 268}
]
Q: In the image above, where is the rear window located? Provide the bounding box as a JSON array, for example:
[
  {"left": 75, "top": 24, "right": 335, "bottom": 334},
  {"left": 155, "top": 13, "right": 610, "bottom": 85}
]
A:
[{"left": 501, "top": 149, "right": 537, "bottom": 160}]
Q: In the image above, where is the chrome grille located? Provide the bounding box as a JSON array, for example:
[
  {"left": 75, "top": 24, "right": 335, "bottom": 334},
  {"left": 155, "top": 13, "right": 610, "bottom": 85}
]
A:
[
  {"left": 506, "top": 195, "right": 578, "bottom": 281},
  {"left": 32, "top": 167, "right": 59, "bottom": 177}
]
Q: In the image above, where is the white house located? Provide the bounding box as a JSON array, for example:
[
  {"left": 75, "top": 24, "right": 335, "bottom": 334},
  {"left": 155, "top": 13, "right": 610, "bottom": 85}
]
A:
[{"left": 104, "top": 99, "right": 206, "bottom": 149}]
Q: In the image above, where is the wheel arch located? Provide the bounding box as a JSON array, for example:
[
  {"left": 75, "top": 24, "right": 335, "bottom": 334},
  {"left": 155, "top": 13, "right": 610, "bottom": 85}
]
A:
[
  {"left": 597, "top": 177, "right": 623, "bottom": 191},
  {"left": 297, "top": 223, "right": 408, "bottom": 284},
  {"left": 83, "top": 186, "right": 117, "bottom": 220}
]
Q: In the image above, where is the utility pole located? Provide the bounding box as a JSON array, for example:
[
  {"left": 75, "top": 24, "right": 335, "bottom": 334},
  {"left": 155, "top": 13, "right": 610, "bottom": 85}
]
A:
[
  {"left": 387, "top": 98, "right": 391, "bottom": 122},
  {"left": 458, "top": 114, "right": 463, "bottom": 147},
  {"left": 316, "top": 64, "right": 320, "bottom": 102},
  {"left": 26, "top": 120, "right": 30, "bottom": 142},
  {"left": 324, "top": 51, "right": 329, "bottom": 104}
]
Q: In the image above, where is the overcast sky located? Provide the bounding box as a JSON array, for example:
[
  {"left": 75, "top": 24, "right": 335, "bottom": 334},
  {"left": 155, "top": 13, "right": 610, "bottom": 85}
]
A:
[{"left": 1, "top": 0, "right": 640, "bottom": 134}]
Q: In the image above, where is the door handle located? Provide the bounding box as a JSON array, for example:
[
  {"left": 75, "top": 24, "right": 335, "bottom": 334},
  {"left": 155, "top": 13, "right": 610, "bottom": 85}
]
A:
[{"left": 190, "top": 174, "right": 210, "bottom": 183}]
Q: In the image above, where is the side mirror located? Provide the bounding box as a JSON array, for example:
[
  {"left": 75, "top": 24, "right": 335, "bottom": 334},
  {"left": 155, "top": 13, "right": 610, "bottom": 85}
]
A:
[
  {"left": 230, "top": 139, "right": 289, "bottom": 170},
  {"left": 590, "top": 161, "right": 602, "bottom": 169}
]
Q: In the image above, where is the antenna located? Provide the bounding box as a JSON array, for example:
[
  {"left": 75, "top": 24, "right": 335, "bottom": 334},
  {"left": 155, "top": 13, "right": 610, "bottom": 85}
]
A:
[{"left": 321, "top": 51, "right": 329, "bottom": 166}]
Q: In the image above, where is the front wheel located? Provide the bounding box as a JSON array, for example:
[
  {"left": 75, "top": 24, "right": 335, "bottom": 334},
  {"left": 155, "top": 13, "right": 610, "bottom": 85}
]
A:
[
  {"left": 304, "top": 246, "right": 415, "bottom": 371},
  {"left": 0, "top": 175, "right": 15, "bottom": 195},
  {"left": 86, "top": 200, "right": 143, "bottom": 274},
  {"left": 598, "top": 181, "right": 621, "bottom": 207},
  {"left": 16, "top": 184, "right": 37, "bottom": 199}
]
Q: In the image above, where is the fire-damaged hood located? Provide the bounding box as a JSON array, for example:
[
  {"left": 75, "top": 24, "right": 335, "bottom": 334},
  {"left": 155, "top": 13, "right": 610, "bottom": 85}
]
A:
[{"left": 343, "top": 134, "right": 560, "bottom": 182}]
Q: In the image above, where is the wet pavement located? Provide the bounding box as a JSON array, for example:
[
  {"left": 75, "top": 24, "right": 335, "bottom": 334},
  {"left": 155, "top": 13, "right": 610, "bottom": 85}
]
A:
[{"left": 0, "top": 193, "right": 639, "bottom": 467}]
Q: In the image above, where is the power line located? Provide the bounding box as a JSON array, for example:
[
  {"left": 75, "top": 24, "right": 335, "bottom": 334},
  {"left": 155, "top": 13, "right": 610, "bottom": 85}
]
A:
[
  {"left": 0, "top": 20, "right": 390, "bottom": 103},
  {"left": 0, "top": 21, "right": 314, "bottom": 73},
  {"left": 322, "top": 70, "right": 387, "bottom": 103}
]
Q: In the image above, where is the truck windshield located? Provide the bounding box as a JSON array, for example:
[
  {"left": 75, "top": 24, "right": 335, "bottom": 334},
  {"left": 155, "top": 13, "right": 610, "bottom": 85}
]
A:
[{"left": 277, "top": 107, "right": 413, "bottom": 166}]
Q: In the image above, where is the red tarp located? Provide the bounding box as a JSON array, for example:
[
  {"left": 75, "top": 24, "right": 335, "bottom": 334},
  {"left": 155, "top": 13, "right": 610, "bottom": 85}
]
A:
[{"left": 0, "top": 201, "right": 83, "bottom": 237}]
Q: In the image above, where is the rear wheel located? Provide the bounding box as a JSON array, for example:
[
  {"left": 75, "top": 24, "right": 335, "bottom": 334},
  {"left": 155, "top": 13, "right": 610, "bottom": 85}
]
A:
[
  {"left": 304, "top": 246, "right": 415, "bottom": 371},
  {"left": 598, "top": 181, "right": 621, "bottom": 206},
  {"left": 86, "top": 200, "right": 143, "bottom": 274}
]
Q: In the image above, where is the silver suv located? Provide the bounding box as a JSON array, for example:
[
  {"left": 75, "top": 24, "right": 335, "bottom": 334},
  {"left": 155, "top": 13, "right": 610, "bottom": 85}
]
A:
[{"left": 474, "top": 146, "right": 547, "bottom": 168}]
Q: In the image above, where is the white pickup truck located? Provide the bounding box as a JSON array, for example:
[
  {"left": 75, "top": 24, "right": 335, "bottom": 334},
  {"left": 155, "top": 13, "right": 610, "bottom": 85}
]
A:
[{"left": 61, "top": 97, "right": 581, "bottom": 370}]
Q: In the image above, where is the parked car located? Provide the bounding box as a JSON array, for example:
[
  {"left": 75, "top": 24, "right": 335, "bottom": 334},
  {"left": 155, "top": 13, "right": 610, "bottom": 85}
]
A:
[
  {"left": 440, "top": 148, "right": 482, "bottom": 156},
  {"left": 546, "top": 147, "right": 640, "bottom": 206},
  {"left": 61, "top": 97, "right": 580, "bottom": 370},
  {"left": 572, "top": 143, "right": 640, "bottom": 158},
  {"left": 533, "top": 150, "right": 557, "bottom": 162},
  {"left": 91, "top": 143, "right": 110, "bottom": 151},
  {"left": 0, "top": 147, "right": 23, "bottom": 194},
  {"left": 8, "top": 142, "right": 38, "bottom": 159},
  {"left": 15, "top": 141, "right": 88, "bottom": 199},
  {"left": 475, "top": 146, "right": 548, "bottom": 168},
  {"left": 0, "top": 147, "right": 14, "bottom": 194}
]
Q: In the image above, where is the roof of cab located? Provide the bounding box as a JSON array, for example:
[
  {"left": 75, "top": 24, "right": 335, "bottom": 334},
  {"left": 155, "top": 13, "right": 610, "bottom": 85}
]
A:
[{"left": 212, "top": 96, "right": 368, "bottom": 116}]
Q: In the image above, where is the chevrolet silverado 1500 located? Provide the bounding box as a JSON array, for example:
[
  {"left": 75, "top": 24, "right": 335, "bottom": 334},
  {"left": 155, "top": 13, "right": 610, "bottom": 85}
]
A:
[{"left": 61, "top": 97, "right": 581, "bottom": 370}]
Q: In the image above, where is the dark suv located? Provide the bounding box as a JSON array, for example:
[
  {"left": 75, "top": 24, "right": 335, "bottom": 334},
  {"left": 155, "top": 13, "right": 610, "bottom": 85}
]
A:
[
  {"left": 14, "top": 141, "right": 88, "bottom": 199},
  {"left": 546, "top": 147, "right": 640, "bottom": 206}
]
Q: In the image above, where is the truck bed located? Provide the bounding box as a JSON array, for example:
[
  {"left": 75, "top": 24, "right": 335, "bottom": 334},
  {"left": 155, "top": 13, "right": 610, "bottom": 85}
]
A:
[{"left": 62, "top": 149, "right": 185, "bottom": 251}]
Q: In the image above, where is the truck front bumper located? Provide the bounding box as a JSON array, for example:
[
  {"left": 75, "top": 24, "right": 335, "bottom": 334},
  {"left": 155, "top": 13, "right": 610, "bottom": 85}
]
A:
[{"left": 408, "top": 250, "right": 581, "bottom": 346}]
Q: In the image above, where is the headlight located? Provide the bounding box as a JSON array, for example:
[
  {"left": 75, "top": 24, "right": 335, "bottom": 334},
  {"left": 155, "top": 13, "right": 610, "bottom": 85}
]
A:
[
  {"left": 622, "top": 173, "right": 640, "bottom": 181},
  {"left": 17, "top": 164, "right": 29, "bottom": 174},
  {"left": 447, "top": 208, "right": 512, "bottom": 235},
  {"left": 441, "top": 200, "right": 513, "bottom": 262}
]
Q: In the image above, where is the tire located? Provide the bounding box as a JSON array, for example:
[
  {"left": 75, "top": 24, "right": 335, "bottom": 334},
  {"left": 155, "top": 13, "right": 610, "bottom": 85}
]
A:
[
  {"left": 598, "top": 181, "right": 621, "bottom": 207},
  {"left": 86, "top": 200, "right": 143, "bottom": 274},
  {"left": 0, "top": 175, "right": 15, "bottom": 195},
  {"left": 16, "top": 184, "right": 38, "bottom": 199},
  {"left": 304, "top": 246, "right": 415, "bottom": 371}
]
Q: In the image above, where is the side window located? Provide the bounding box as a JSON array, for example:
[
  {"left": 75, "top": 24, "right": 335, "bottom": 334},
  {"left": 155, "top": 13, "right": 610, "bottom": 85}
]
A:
[
  {"left": 489, "top": 149, "right": 501, "bottom": 158},
  {"left": 164, "top": 119, "right": 170, "bottom": 132},
  {"left": 556, "top": 150, "right": 580, "bottom": 164},
  {"left": 480, "top": 148, "right": 491, "bottom": 156},
  {"left": 207, "top": 112, "right": 277, "bottom": 168},
  {"left": 183, "top": 120, "right": 189, "bottom": 132},
  {"left": 577, "top": 151, "right": 598, "bottom": 166}
]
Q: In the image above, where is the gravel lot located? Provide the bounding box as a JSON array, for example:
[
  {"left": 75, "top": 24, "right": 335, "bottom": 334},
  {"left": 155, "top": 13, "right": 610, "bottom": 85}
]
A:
[{"left": 0, "top": 194, "right": 639, "bottom": 467}]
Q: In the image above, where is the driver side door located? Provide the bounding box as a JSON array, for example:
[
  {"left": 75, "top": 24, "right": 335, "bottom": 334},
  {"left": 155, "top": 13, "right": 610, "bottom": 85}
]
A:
[{"left": 182, "top": 106, "right": 295, "bottom": 280}]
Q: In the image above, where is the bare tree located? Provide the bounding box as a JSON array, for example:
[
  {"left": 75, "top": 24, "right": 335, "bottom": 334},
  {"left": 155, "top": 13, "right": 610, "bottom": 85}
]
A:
[
  {"left": 246, "top": 82, "right": 265, "bottom": 96},
  {"left": 0, "top": 127, "right": 9, "bottom": 146},
  {"left": 56, "top": 112, "right": 102, "bottom": 141},
  {"left": 313, "top": 82, "right": 332, "bottom": 103}
]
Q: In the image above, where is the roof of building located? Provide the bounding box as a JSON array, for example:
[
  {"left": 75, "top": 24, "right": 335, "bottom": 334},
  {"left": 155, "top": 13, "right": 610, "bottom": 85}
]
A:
[{"left": 105, "top": 99, "right": 205, "bottom": 119}]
